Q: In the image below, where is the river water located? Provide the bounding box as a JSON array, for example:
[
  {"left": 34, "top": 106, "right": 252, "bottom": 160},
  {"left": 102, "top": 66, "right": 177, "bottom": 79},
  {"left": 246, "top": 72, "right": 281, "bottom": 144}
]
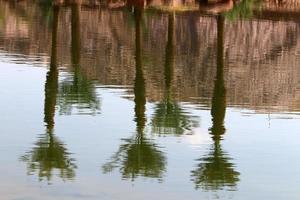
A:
[{"left": 0, "top": 0, "right": 300, "bottom": 199}]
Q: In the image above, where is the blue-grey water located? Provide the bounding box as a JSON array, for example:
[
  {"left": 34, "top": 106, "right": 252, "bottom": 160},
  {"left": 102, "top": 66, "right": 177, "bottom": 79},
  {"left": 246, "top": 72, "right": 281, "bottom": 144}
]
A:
[{"left": 1, "top": 0, "right": 300, "bottom": 199}]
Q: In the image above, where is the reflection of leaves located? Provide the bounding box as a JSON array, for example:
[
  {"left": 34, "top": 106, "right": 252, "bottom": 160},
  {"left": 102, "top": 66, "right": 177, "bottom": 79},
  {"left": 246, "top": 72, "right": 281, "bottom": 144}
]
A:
[
  {"left": 151, "top": 102, "right": 199, "bottom": 135},
  {"left": 19, "top": 3, "right": 77, "bottom": 182},
  {"left": 150, "top": 13, "right": 199, "bottom": 136},
  {"left": 58, "top": 3, "right": 101, "bottom": 115},
  {"left": 224, "top": 0, "right": 262, "bottom": 20},
  {"left": 102, "top": 6, "right": 165, "bottom": 182},
  {"left": 20, "top": 133, "right": 76, "bottom": 182},
  {"left": 57, "top": 72, "right": 100, "bottom": 115},
  {"left": 191, "top": 142, "right": 239, "bottom": 191},
  {"left": 102, "top": 136, "right": 166, "bottom": 181},
  {"left": 191, "top": 15, "right": 239, "bottom": 190}
]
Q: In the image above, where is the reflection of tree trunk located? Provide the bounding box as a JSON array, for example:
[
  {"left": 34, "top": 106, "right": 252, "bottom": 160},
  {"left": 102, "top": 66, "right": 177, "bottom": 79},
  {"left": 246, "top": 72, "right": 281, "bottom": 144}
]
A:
[
  {"left": 44, "top": 5, "right": 60, "bottom": 134},
  {"left": 102, "top": 14, "right": 167, "bottom": 176},
  {"left": 199, "top": 0, "right": 208, "bottom": 5},
  {"left": 151, "top": 13, "right": 198, "bottom": 136},
  {"left": 44, "top": 1, "right": 62, "bottom": 135},
  {"left": 165, "top": 13, "right": 175, "bottom": 104},
  {"left": 101, "top": 10, "right": 167, "bottom": 178},
  {"left": 127, "top": 0, "right": 145, "bottom": 8},
  {"left": 71, "top": 2, "right": 81, "bottom": 66},
  {"left": 71, "top": 2, "right": 81, "bottom": 90},
  {"left": 191, "top": 19, "right": 239, "bottom": 189},
  {"left": 20, "top": 3, "right": 77, "bottom": 182},
  {"left": 133, "top": 7, "right": 146, "bottom": 141},
  {"left": 210, "top": 15, "right": 226, "bottom": 141}
]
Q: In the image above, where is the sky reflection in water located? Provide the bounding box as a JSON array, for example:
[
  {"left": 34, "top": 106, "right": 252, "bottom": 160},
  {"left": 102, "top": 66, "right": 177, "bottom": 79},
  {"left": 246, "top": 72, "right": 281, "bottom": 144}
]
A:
[{"left": 0, "top": 0, "right": 300, "bottom": 199}]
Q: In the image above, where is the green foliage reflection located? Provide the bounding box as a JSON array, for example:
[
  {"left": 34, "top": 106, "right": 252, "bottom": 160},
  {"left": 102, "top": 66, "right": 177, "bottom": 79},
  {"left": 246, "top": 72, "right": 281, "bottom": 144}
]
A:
[
  {"left": 102, "top": 8, "right": 166, "bottom": 180},
  {"left": 57, "top": 3, "right": 100, "bottom": 115},
  {"left": 151, "top": 13, "right": 198, "bottom": 136},
  {"left": 20, "top": 6, "right": 76, "bottom": 182},
  {"left": 225, "top": 0, "right": 262, "bottom": 20},
  {"left": 191, "top": 16, "right": 239, "bottom": 191}
]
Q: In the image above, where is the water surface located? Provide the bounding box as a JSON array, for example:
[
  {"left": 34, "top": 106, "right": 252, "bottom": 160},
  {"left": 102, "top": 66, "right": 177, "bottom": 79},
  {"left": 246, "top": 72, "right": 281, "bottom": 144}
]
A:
[{"left": 1, "top": 0, "right": 300, "bottom": 199}]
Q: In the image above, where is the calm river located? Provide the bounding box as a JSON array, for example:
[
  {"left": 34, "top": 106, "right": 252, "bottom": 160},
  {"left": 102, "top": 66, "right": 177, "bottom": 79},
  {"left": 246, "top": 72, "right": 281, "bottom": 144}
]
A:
[{"left": 0, "top": 0, "right": 300, "bottom": 199}]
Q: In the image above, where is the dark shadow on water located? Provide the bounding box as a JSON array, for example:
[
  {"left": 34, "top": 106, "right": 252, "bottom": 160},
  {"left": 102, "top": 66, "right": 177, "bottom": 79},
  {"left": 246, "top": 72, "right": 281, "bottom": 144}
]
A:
[{"left": 191, "top": 15, "right": 239, "bottom": 191}]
